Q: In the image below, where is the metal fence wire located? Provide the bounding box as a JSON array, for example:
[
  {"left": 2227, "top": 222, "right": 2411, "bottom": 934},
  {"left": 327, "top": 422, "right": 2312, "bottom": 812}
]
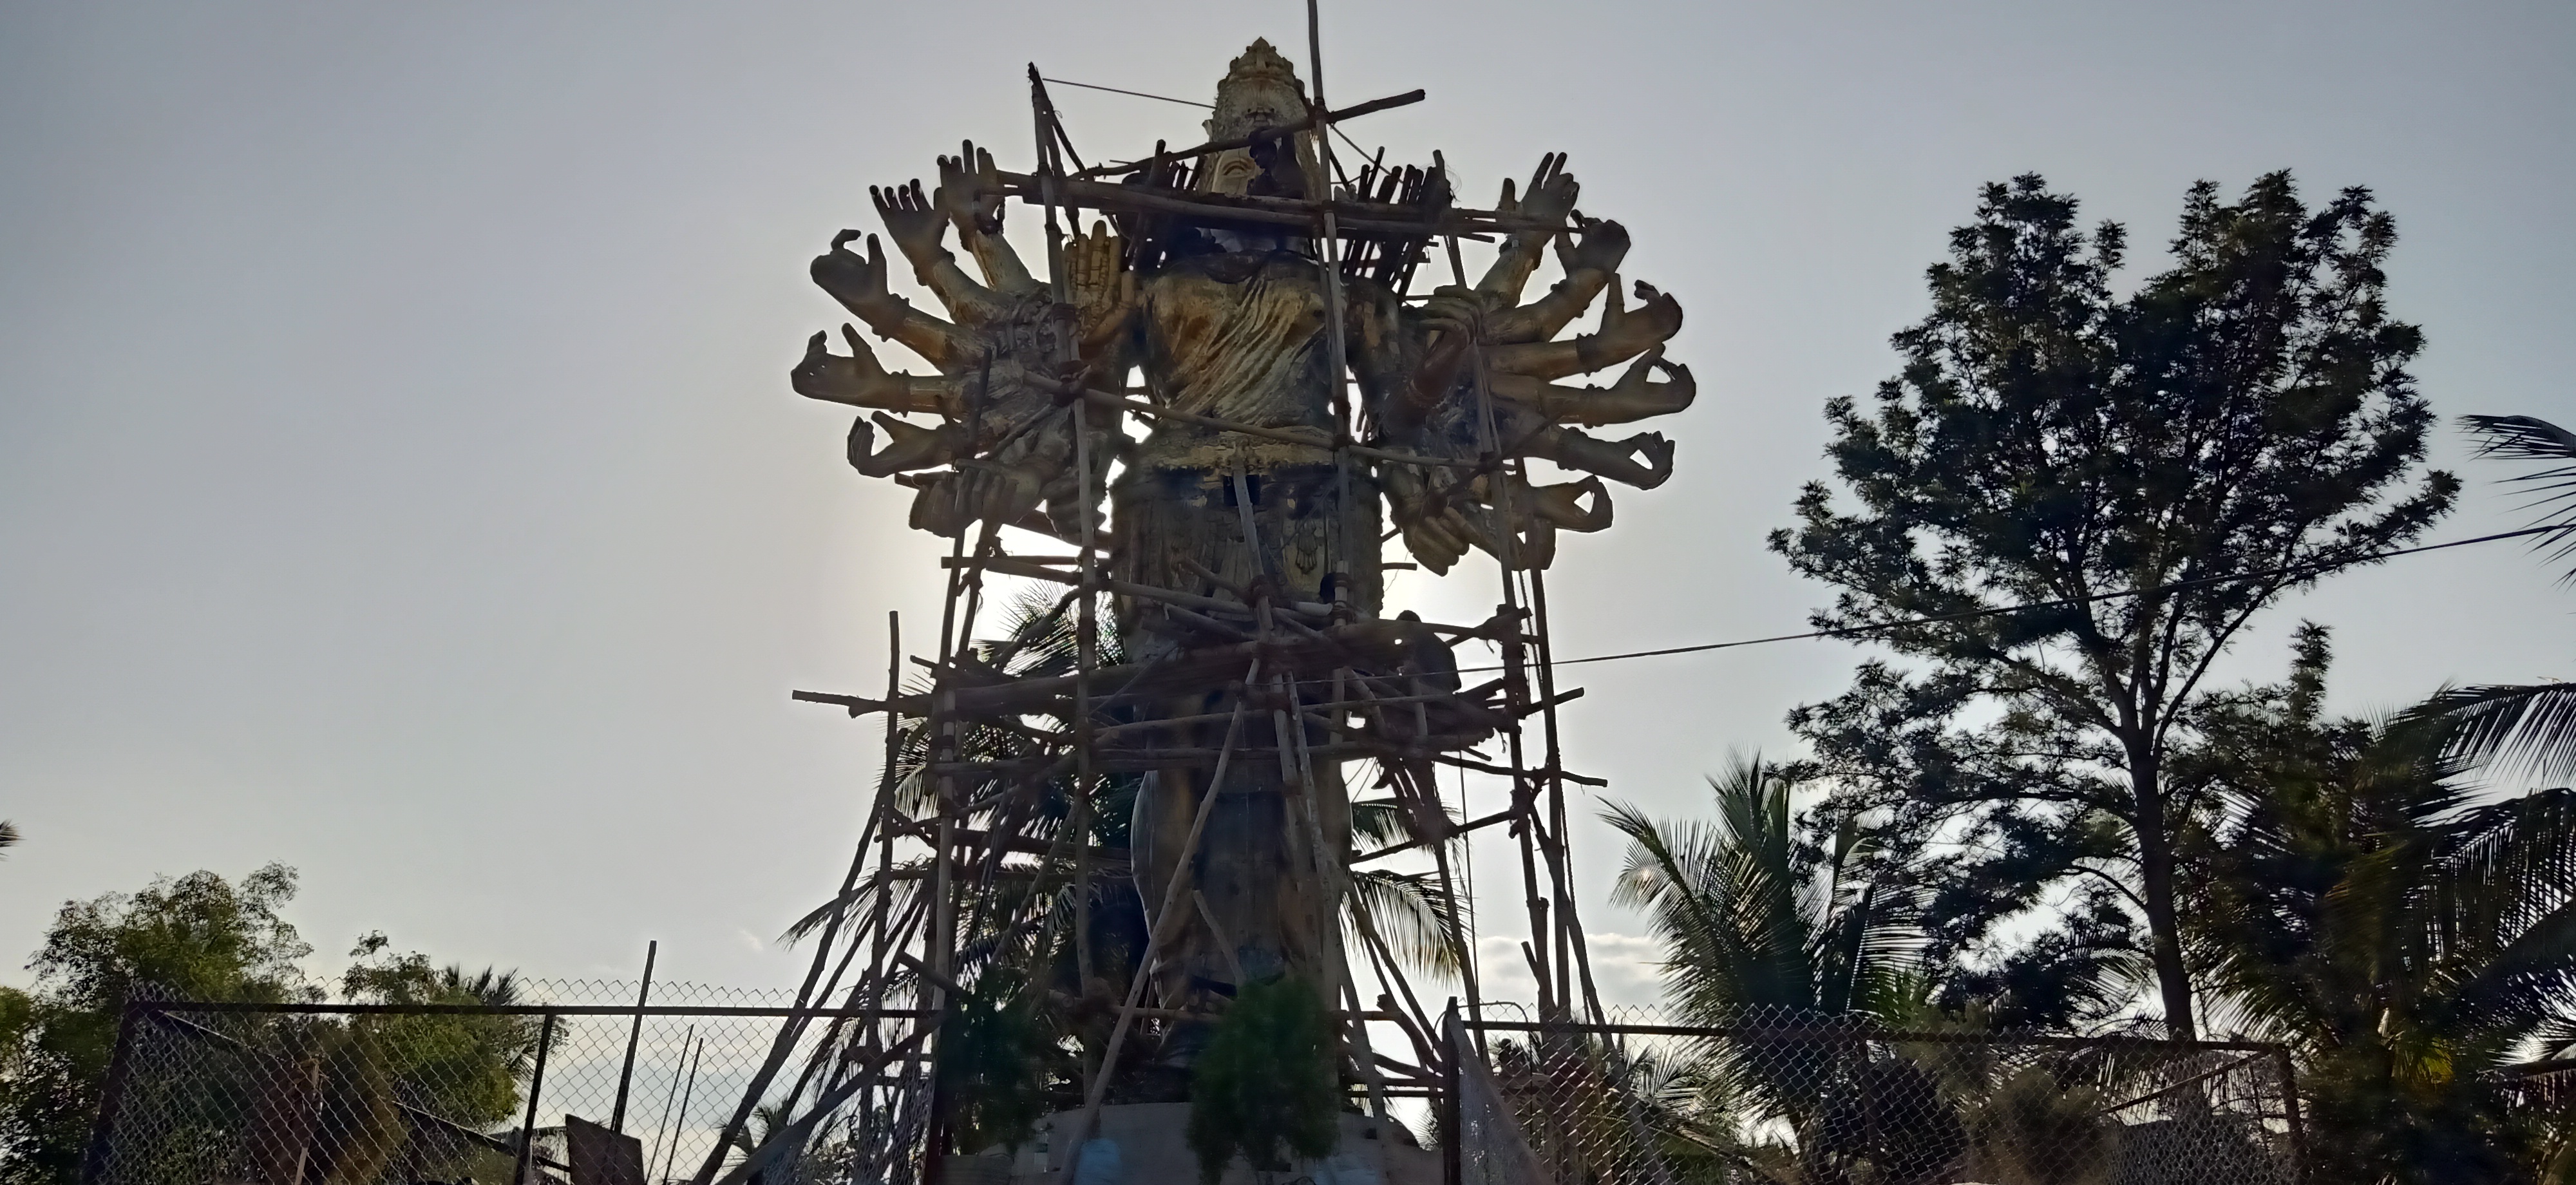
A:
[
  {"left": 1450, "top": 1005, "right": 2303, "bottom": 1185},
  {"left": 84, "top": 991, "right": 2299, "bottom": 1185},
  {"left": 82, "top": 981, "right": 933, "bottom": 1185}
]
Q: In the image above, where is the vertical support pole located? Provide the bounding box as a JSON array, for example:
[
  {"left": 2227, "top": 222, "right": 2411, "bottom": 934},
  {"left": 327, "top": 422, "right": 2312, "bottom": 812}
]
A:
[
  {"left": 516, "top": 1011, "right": 558, "bottom": 1185},
  {"left": 611, "top": 939, "right": 659, "bottom": 1131},
  {"left": 1072, "top": 398, "right": 1099, "bottom": 991},
  {"left": 2275, "top": 1045, "right": 2308, "bottom": 1184},
  {"left": 78, "top": 1001, "right": 148, "bottom": 1185},
  {"left": 1032, "top": 63, "right": 1096, "bottom": 995},
  {"left": 659, "top": 1035, "right": 703, "bottom": 1185},
  {"left": 1468, "top": 344, "right": 1554, "bottom": 1023},
  {"left": 1440, "top": 1001, "right": 1462, "bottom": 1185},
  {"left": 1526, "top": 565, "right": 1604, "bottom": 1025},
  {"left": 862, "top": 612, "right": 902, "bottom": 1128},
  {"left": 643, "top": 1022, "right": 694, "bottom": 1178},
  {"left": 1305, "top": 0, "right": 1360, "bottom": 639}
]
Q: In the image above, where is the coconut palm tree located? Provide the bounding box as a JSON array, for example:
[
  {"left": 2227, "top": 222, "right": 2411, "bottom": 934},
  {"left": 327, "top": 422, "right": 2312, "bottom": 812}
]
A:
[
  {"left": 2411, "top": 415, "right": 2576, "bottom": 784},
  {"left": 1605, "top": 755, "right": 1924, "bottom": 1030},
  {"left": 2186, "top": 651, "right": 2576, "bottom": 1184},
  {"left": 1607, "top": 757, "right": 1969, "bottom": 1183}
]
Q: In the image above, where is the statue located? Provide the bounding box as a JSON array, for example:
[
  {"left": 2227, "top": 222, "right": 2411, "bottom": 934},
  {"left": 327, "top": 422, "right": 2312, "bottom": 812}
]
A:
[{"left": 788, "top": 33, "right": 1694, "bottom": 1127}]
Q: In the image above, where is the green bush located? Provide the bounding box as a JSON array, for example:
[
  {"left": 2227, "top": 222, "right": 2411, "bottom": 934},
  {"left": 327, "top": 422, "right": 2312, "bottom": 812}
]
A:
[{"left": 1186, "top": 976, "right": 1338, "bottom": 1184}]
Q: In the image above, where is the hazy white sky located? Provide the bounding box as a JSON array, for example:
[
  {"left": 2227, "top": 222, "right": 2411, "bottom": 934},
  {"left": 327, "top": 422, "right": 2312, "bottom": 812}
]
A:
[{"left": 3, "top": 0, "right": 2570, "bottom": 1003}]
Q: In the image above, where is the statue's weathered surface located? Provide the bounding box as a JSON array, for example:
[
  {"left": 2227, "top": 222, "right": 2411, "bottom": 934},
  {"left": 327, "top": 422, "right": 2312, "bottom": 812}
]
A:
[{"left": 790, "top": 35, "right": 1694, "bottom": 1129}]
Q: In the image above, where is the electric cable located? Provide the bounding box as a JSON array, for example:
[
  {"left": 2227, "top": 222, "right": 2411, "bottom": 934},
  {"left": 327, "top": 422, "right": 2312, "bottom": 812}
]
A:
[{"left": 1448, "top": 524, "right": 2568, "bottom": 676}]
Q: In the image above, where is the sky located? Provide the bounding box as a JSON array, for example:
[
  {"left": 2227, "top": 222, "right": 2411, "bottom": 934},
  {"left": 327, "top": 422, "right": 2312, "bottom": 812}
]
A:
[{"left": 3, "top": 0, "right": 2571, "bottom": 1007}]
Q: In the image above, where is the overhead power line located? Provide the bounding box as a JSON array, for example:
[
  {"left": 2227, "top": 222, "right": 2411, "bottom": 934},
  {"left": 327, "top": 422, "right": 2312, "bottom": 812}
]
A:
[
  {"left": 1453, "top": 524, "right": 2569, "bottom": 676},
  {"left": 1040, "top": 75, "right": 1384, "bottom": 173}
]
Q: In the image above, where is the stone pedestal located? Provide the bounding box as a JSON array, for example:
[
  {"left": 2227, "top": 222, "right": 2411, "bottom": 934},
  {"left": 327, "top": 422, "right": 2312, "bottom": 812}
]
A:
[{"left": 970, "top": 1103, "right": 1439, "bottom": 1185}]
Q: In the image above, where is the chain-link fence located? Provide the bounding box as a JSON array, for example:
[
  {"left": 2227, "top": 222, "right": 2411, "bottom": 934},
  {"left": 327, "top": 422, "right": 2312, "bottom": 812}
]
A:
[
  {"left": 83, "top": 981, "right": 932, "bottom": 1185},
  {"left": 1447, "top": 1004, "right": 2302, "bottom": 1185},
  {"left": 85, "top": 990, "right": 2298, "bottom": 1185}
]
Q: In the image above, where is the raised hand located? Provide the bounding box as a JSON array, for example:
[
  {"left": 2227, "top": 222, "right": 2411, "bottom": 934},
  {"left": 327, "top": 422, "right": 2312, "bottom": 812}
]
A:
[
  {"left": 1568, "top": 345, "right": 1695, "bottom": 424},
  {"left": 1587, "top": 278, "right": 1690, "bottom": 361},
  {"left": 935, "top": 140, "right": 1006, "bottom": 235},
  {"left": 811, "top": 231, "right": 909, "bottom": 327},
  {"left": 793, "top": 324, "right": 911, "bottom": 410},
  {"left": 1557, "top": 219, "right": 1631, "bottom": 276},
  {"left": 1419, "top": 285, "right": 1502, "bottom": 343},
  {"left": 1497, "top": 153, "right": 1577, "bottom": 229},
  {"left": 848, "top": 411, "right": 962, "bottom": 478},
  {"left": 871, "top": 180, "right": 949, "bottom": 270},
  {"left": 1067, "top": 221, "right": 1135, "bottom": 353}
]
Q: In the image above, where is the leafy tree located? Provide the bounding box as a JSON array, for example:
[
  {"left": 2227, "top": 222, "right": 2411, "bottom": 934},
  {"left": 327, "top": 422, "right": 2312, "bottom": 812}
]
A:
[
  {"left": 2180, "top": 629, "right": 2576, "bottom": 1183},
  {"left": 1774, "top": 171, "right": 2457, "bottom": 1036},
  {"left": 0, "top": 864, "right": 315, "bottom": 1183},
  {"left": 934, "top": 967, "right": 1059, "bottom": 1156},
  {"left": 0, "top": 868, "right": 529, "bottom": 1185}
]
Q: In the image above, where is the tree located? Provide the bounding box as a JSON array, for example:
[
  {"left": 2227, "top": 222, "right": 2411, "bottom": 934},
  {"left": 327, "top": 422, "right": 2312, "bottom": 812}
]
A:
[
  {"left": 1186, "top": 976, "right": 1339, "bottom": 1184},
  {"left": 0, "top": 867, "right": 529, "bottom": 1185},
  {"left": 1605, "top": 756, "right": 1922, "bottom": 1031},
  {"left": 0, "top": 864, "right": 315, "bottom": 1184},
  {"left": 2181, "top": 629, "right": 2576, "bottom": 1184},
  {"left": 1607, "top": 757, "right": 1973, "bottom": 1183},
  {"left": 1774, "top": 171, "right": 2457, "bottom": 1036},
  {"left": 2410, "top": 414, "right": 2576, "bottom": 785}
]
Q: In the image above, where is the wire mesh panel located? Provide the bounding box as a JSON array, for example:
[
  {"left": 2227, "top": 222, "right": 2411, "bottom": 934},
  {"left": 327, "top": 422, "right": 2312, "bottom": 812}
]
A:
[
  {"left": 86, "top": 985, "right": 932, "bottom": 1185},
  {"left": 1452, "top": 1005, "right": 2302, "bottom": 1185},
  {"left": 88, "top": 993, "right": 2300, "bottom": 1185}
]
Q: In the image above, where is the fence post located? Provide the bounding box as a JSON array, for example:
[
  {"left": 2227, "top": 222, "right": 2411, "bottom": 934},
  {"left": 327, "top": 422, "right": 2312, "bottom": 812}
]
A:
[
  {"left": 1441, "top": 1001, "right": 1461, "bottom": 1185},
  {"left": 77, "top": 1000, "right": 150, "bottom": 1185},
  {"left": 516, "top": 1010, "right": 559, "bottom": 1185},
  {"left": 612, "top": 940, "right": 659, "bottom": 1131},
  {"left": 2273, "top": 1045, "right": 2307, "bottom": 1184}
]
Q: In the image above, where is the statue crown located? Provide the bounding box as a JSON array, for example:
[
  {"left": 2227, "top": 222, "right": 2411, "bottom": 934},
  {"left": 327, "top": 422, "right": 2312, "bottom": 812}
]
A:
[{"left": 1214, "top": 38, "right": 1306, "bottom": 107}]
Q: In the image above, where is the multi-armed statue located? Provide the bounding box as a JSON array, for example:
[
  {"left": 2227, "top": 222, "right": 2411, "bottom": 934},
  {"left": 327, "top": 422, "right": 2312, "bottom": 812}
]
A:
[{"left": 773, "top": 36, "right": 1694, "bottom": 1185}]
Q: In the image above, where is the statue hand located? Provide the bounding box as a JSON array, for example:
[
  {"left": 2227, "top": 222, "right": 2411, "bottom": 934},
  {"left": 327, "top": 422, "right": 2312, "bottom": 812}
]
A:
[
  {"left": 872, "top": 180, "right": 950, "bottom": 270},
  {"left": 1557, "top": 219, "right": 1631, "bottom": 276},
  {"left": 1605, "top": 346, "right": 1667, "bottom": 400},
  {"left": 1067, "top": 222, "right": 1135, "bottom": 352},
  {"left": 1497, "top": 153, "right": 1577, "bottom": 229},
  {"left": 1420, "top": 285, "right": 1501, "bottom": 343},
  {"left": 1598, "top": 280, "right": 1682, "bottom": 356},
  {"left": 811, "top": 231, "right": 910, "bottom": 327},
  {"left": 853, "top": 410, "right": 961, "bottom": 477},
  {"left": 936, "top": 140, "right": 1007, "bottom": 235},
  {"left": 793, "top": 325, "right": 908, "bottom": 408}
]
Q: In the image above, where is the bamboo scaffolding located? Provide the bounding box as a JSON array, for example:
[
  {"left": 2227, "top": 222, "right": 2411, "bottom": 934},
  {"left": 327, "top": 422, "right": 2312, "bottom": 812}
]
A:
[{"left": 775, "top": 35, "right": 1629, "bottom": 1179}]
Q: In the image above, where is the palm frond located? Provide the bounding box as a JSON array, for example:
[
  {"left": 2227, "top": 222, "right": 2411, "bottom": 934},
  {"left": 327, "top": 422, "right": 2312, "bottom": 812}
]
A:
[
  {"left": 435, "top": 964, "right": 521, "bottom": 1007},
  {"left": 2410, "top": 682, "right": 2576, "bottom": 786},
  {"left": 2465, "top": 415, "right": 2576, "bottom": 462},
  {"left": 2463, "top": 414, "right": 2576, "bottom": 579},
  {"left": 0, "top": 820, "right": 17, "bottom": 854},
  {"left": 1349, "top": 797, "right": 1414, "bottom": 847},
  {"left": 1348, "top": 867, "right": 1463, "bottom": 979},
  {"left": 1607, "top": 754, "right": 1923, "bottom": 1030},
  {"left": 781, "top": 860, "right": 929, "bottom": 945}
]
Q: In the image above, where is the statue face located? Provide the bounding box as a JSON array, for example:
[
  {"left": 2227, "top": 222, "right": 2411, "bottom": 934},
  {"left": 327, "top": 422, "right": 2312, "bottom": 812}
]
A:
[
  {"left": 1205, "top": 77, "right": 1304, "bottom": 142},
  {"left": 1202, "top": 78, "right": 1308, "bottom": 198}
]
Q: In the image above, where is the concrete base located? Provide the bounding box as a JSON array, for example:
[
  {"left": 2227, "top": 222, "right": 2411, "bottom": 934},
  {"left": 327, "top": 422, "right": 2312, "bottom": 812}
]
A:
[{"left": 945, "top": 1103, "right": 1439, "bottom": 1185}]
